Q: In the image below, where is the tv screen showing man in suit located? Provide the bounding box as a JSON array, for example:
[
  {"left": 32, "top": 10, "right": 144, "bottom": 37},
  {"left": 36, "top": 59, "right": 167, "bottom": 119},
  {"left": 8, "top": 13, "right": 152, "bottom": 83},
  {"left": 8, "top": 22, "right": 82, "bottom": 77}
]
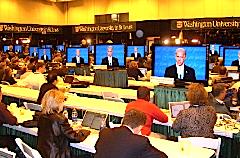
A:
[
  {"left": 30, "top": 47, "right": 39, "bottom": 57},
  {"left": 38, "top": 48, "right": 51, "bottom": 62},
  {"left": 66, "top": 47, "right": 88, "bottom": 65},
  {"left": 164, "top": 48, "right": 196, "bottom": 81},
  {"left": 95, "top": 45, "right": 125, "bottom": 67},
  {"left": 223, "top": 48, "right": 240, "bottom": 66},
  {"left": 14, "top": 45, "right": 22, "bottom": 53},
  {"left": 153, "top": 46, "right": 208, "bottom": 82},
  {"left": 127, "top": 46, "right": 144, "bottom": 60}
]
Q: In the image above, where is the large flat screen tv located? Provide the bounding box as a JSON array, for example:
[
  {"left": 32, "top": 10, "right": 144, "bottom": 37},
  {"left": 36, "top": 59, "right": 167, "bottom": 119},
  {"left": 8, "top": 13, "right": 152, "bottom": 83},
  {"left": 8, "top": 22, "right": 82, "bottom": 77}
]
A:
[
  {"left": 66, "top": 47, "right": 89, "bottom": 64},
  {"left": 14, "top": 45, "right": 22, "bottom": 53},
  {"left": 127, "top": 45, "right": 145, "bottom": 58},
  {"left": 152, "top": 46, "right": 209, "bottom": 84},
  {"left": 29, "top": 47, "right": 39, "bottom": 56},
  {"left": 223, "top": 47, "right": 240, "bottom": 66},
  {"left": 95, "top": 44, "right": 125, "bottom": 67},
  {"left": 38, "top": 48, "right": 51, "bottom": 60},
  {"left": 56, "top": 45, "right": 64, "bottom": 52}
]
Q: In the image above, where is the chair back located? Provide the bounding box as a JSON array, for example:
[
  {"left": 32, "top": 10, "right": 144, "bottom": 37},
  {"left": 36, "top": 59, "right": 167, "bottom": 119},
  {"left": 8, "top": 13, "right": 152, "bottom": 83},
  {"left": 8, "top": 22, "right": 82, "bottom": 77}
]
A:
[
  {"left": 15, "top": 138, "right": 42, "bottom": 158},
  {"left": 0, "top": 148, "right": 16, "bottom": 158},
  {"left": 23, "top": 102, "right": 42, "bottom": 111},
  {"left": 1, "top": 81, "right": 10, "bottom": 85},
  {"left": 178, "top": 136, "right": 221, "bottom": 158}
]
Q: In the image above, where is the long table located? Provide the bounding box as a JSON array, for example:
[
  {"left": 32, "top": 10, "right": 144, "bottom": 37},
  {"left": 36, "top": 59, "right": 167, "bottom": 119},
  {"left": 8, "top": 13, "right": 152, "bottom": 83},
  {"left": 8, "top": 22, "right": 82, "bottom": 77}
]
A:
[
  {"left": 2, "top": 84, "right": 239, "bottom": 157},
  {"left": 70, "top": 85, "right": 154, "bottom": 100},
  {"left": 76, "top": 75, "right": 157, "bottom": 89},
  {"left": 2, "top": 124, "right": 214, "bottom": 158}
]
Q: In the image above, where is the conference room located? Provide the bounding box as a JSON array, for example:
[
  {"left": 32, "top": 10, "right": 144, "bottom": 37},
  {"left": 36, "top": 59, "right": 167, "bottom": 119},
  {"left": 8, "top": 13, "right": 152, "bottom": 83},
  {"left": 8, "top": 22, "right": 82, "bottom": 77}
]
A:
[{"left": 1, "top": 0, "right": 240, "bottom": 158}]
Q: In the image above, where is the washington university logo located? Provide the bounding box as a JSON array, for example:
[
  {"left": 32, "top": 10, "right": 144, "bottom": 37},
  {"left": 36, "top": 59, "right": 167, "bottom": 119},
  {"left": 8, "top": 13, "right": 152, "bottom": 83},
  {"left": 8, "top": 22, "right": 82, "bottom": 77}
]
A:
[{"left": 176, "top": 21, "right": 183, "bottom": 29}]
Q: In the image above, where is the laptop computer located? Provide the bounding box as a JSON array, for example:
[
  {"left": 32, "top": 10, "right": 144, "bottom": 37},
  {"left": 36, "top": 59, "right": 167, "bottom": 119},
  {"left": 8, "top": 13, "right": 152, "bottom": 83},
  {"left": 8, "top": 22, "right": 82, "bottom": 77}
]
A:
[
  {"left": 169, "top": 101, "right": 190, "bottom": 118},
  {"left": 81, "top": 111, "right": 108, "bottom": 130}
]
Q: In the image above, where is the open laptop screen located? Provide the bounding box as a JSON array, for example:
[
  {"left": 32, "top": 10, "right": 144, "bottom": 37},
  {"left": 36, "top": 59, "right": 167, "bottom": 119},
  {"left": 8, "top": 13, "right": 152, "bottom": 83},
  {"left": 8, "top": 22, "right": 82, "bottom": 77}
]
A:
[
  {"left": 169, "top": 101, "right": 190, "bottom": 118},
  {"left": 82, "top": 111, "right": 107, "bottom": 130}
]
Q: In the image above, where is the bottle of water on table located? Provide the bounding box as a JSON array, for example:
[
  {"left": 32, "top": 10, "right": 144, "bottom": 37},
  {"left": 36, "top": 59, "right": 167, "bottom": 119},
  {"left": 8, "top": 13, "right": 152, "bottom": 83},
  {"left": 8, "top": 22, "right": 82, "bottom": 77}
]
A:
[{"left": 72, "top": 108, "right": 78, "bottom": 123}]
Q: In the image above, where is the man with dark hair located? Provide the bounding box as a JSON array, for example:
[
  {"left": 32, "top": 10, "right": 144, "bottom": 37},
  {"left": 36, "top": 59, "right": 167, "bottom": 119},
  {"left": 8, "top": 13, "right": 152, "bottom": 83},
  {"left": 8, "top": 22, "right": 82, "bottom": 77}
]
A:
[
  {"left": 41, "top": 49, "right": 49, "bottom": 62},
  {"left": 37, "top": 72, "right": 58, "bottom": 104},
  {"left": 209, "top": 83, "right": 231, "bottom": 115},
  {"left": 95, "top": 109, "right": 168, "bottom": 158},
  {"left": 125, "top": 86, "right": 168, "bottom": 137},
  {"left": 17, "top": 62, "right": 46, "bottom": 90}
]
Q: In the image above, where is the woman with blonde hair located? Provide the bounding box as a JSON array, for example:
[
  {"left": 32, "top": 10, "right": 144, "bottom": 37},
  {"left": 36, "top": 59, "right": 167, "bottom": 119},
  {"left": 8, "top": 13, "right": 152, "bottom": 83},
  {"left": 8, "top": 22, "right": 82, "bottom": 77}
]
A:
[
  {"left": 172, "top": 83, "right": 217, "bottom": 138},
  {"left": 37, "top": 89, "right": 90, "bottom": 158},
  {"left": 127, "top": 61, "right": 144, "bottom": 80}
]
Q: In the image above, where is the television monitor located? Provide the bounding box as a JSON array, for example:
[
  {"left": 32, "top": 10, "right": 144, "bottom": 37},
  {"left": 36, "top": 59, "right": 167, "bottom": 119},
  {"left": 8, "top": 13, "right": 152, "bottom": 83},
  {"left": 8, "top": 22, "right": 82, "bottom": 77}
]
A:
[
  {"left": 66, "top": 47, "right": 89, "bottom": 64},
  {"left": 219, "top": 46, "right": 238, "bottom": 57},
  {"left": 56, "top": 45, "right": 64, "bottom": 51},
  {"left": 14, "top": 45, "right": 22, "bottom": 53},
  {"left": 223, "top": 47, "right": 240, "bottom": 66},
  {"left": 210, "top": 44, "right": 221, "bottom": 55},
  {"left": 152, "top": 46, "right": 208, "bottom": 84},
  {"left": 95, "top": 44, "right": 125, "bottom": 67},
  {"left": 127, "top": 45, "right": 145, "bottom": 58},
  {"left": 38, "top": 48, "right": 51, "bottom": 60},
  {"left": 29, "top": 47, "right": 39, "bottom": 56},
  {"left": 3, "top": 46, "right": 9, "bottom": 52}
]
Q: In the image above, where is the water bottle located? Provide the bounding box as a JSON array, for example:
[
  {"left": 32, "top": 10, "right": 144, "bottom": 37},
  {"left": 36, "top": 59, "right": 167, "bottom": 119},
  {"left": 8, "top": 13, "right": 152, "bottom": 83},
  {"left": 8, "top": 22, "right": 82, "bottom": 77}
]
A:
[
  {"left": 63, "top": 108, "right": 68, "bottom": 119},
  {"left": 100, "top": 117, "right": 106, "bottom": 130},
  {"left": 72, "top": 108, "right": 78, "bottom": 123},
  {"left": 83, "top": 69, "right": 86, "bottom": 76}
]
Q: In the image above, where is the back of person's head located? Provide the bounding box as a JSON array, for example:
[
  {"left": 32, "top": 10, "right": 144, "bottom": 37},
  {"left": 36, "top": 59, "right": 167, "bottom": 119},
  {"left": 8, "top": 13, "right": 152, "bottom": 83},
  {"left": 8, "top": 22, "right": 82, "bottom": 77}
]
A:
[
  {"left": 212, "top": 83, "right": 226, "bottom": 97},
  {"left": 29, "top": 58, "right": 35, "bottom": 64},
  {"left": 36, "top": 62, "right": 45, "bottom": 71},
  {"left": 137, "top": 86, "right": 150, "bottom": 101},
  {"left": 129, "top": 61, "right": 138, "bottom": 68},
  {"left": 122, "top": 109, "right": 146, "bottom": 129},
  {"left": 187, "top": 83, "right": 209, "bottom": 106},
  {"left": 41, "top": 89, "right": 65, "bottom": 115},
  {"left": 46, "top": 72, "right": 58, "bottom": 84},
  {"left": 219, "top": 66, "right": 227, "bottom": 75}
]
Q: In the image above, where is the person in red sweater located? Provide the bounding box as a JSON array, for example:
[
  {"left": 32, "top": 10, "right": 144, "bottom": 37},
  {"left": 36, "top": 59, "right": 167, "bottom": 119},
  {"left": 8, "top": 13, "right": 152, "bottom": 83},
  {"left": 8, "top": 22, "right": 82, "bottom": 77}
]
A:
[{"left": 125, "top": 86, "right": 168, "bottom": 137}]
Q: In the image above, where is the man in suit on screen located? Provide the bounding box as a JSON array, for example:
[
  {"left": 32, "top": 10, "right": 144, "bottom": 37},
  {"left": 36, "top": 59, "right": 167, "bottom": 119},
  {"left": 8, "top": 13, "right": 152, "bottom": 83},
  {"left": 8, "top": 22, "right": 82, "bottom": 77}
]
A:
[
  {"left": 94, "top": 109, "right": 168, "bottom": 158},
  {"left": 72, "top": 49, "right": 84, "bottom": 66},
  {"left": 164, "top": 48, "right": 196, "bottom": 82},
  {"left": 101, "top": 46, "right": 119, "bottom": 67},
  {"left": 32, "top": 47, "right": 38, "bottom": 57},
  {"left": 41, "top": 49, "right": 49, "bottom": 62},
  {"left": 131, "top": 47, "right": 141, "bottom": 60},
  {"left": 231, "top": 51, "right": 240, "bottom": 66}
]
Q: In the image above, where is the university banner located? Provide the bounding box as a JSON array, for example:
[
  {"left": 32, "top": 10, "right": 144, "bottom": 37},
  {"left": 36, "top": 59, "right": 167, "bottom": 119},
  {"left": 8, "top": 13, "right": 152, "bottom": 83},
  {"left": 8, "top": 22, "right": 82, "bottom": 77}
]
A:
[
  {"left": 0, "top": 23, "right": 62, "bottom": 33},
  {"left": 171, "top": 18, "right": 240, "bottom": 30},
  {"left": 73, "top": 22, "right": 136, "bottom": 33}
]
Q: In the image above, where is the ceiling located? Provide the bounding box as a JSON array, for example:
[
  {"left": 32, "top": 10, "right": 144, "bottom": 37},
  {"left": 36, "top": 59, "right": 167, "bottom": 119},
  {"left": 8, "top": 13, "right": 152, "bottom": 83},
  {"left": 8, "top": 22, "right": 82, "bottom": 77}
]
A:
[{"left": 45, "top": 0, "right": 80, "bottom": 2}]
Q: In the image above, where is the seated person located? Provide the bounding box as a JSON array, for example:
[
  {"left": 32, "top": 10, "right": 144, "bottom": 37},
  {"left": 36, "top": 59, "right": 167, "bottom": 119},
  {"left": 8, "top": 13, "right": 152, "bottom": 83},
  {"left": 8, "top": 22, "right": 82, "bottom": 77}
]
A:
[
  {"left": 17, "top": 62, "right": 47, "bottom": 90},
  {"left": 125, "top": 86, "right": 168, "bottom": 137},
  {"left": 172, "top": 83, "right": 217, "bottom": 138},
  {"left": 20, "top": 65, "right": 34, "bottom": 80},
  {"left": 211, "top": 61, "right": 223, "bottom": 74},
  {"left": 37, "top": 72, "right": 58, "bottom": 104},
  {"left": 0, "top": 86, "right": 18, "bottom": 153},
  {"left": 1, "top": 67, "right": 17, "bottom": 85},
  {"left": 209, "top": 83, "right": 231, "bottom": 115},
  {"left": 211, "top": 66, "right": 232, "bottom": 84},
  {"left": 37, "top": 90, "right": 91, "bottom": 158},
  {"left": 127, "top": 61, "right": 144, "bottom": 80},
  {"left": 95, "top": 109, "right": 168, "bottom": 158},
  {"left": 27, "top": 58, "right": 37, "bottom": 72}
]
